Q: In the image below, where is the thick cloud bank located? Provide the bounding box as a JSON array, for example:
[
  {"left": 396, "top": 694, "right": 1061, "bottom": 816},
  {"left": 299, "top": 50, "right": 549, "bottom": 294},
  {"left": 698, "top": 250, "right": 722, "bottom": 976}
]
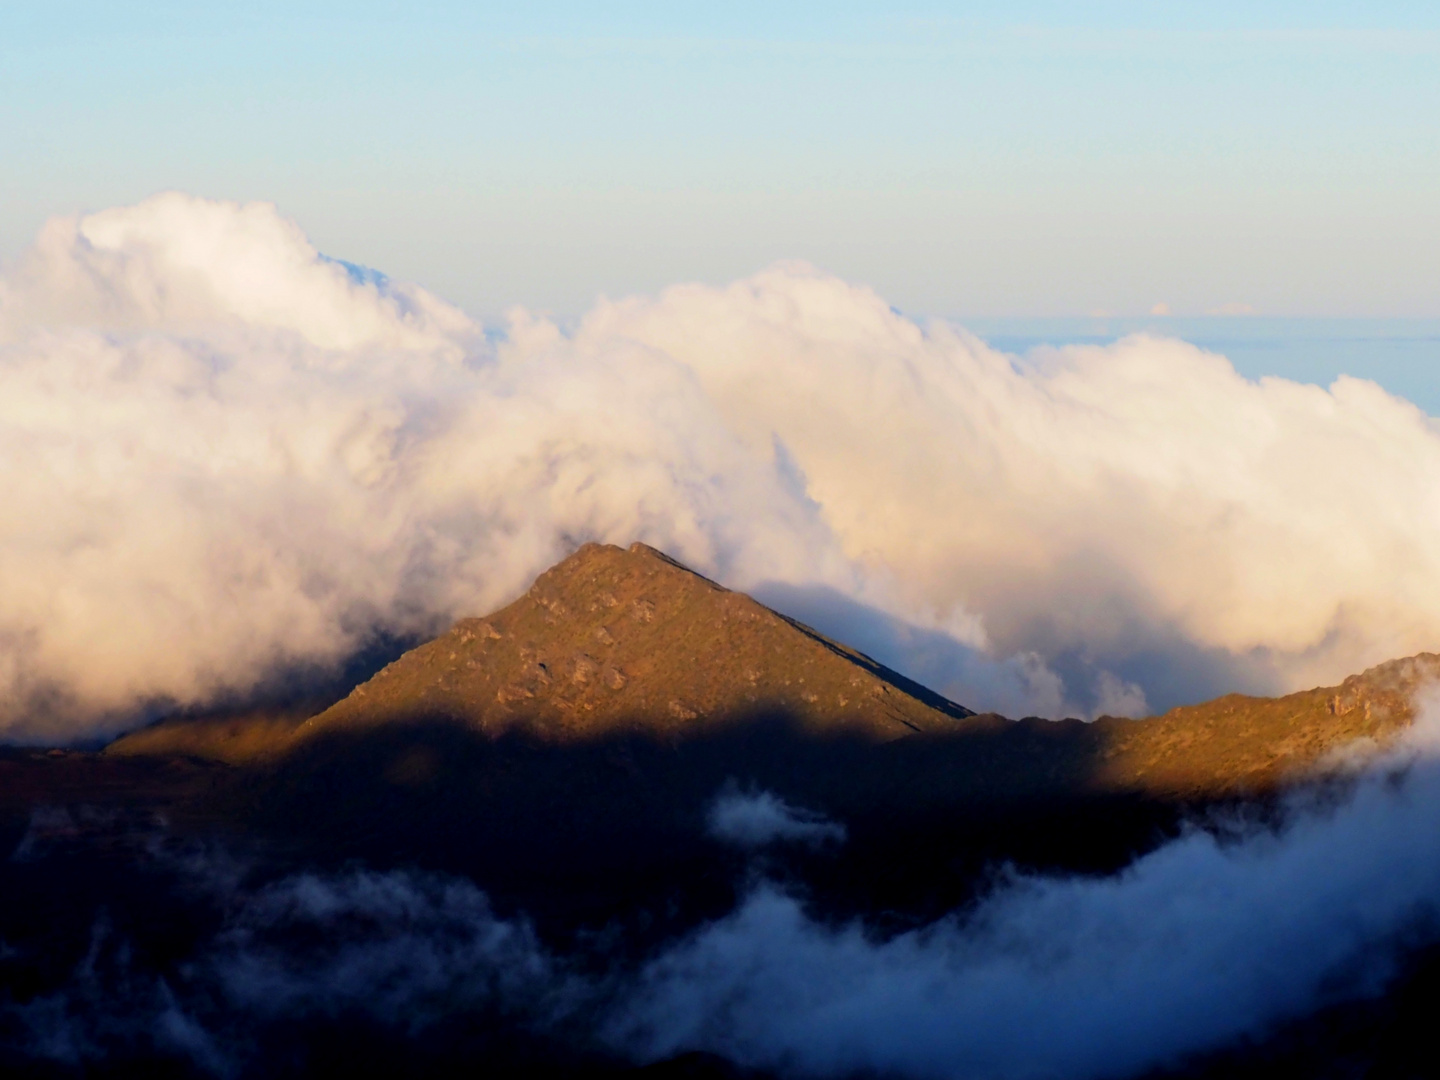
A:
[{"left": 4, "top": 193, "right": 1440, "bottom": 738}]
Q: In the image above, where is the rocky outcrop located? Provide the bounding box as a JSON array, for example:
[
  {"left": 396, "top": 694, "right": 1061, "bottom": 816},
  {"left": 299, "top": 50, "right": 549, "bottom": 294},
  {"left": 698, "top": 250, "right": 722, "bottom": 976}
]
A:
[{"left": 1090, "top": 652, "right": 1440, "bottom": 797}]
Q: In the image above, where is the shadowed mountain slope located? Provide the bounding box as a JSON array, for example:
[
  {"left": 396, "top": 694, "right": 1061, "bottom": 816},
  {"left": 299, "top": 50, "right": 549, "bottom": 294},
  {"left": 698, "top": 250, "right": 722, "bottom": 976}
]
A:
[{"left": 101, "top": 708, "right": 311, "bottom": 766}]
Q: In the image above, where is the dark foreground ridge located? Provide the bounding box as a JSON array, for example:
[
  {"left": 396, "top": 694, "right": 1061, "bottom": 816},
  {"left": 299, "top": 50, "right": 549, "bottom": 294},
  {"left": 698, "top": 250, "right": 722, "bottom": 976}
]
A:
[{"left": 2, "top": 542, "right": 1439, "bottom": 1078}]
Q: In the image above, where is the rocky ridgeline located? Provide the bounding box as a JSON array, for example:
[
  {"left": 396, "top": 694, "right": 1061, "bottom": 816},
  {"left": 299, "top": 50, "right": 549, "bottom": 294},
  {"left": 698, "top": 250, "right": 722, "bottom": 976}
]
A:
[
  {"left": 1090, "top": 651, "right": 1440, "bottom": 798},
  {"left": 302, "top": 542, "right": 973, "bottom": 744},
  {"left": 1327, "top": 652, "right": 1440, "bottom": 722},
  {"left": 106, "top": 543, "right": 1440, "bottom": 803}
]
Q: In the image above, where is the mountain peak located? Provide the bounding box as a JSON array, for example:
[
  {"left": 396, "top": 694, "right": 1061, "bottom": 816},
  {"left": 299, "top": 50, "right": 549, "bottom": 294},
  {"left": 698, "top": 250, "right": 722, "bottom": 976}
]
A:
[{"left": 303, "top": 542, "right": 974, "bottom": 743}]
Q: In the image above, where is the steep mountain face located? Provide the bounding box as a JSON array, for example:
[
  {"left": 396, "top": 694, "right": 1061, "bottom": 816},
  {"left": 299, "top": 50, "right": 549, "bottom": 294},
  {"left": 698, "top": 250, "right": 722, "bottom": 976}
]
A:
[{"left": 300, "top": 542, "right": 973, "bottom": 744}]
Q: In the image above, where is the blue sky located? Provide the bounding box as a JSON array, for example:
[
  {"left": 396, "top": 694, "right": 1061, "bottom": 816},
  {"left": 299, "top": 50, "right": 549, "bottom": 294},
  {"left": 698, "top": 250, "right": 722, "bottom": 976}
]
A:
[{"left": 3, "top": 2, "right": 1439, "bottom": 319}]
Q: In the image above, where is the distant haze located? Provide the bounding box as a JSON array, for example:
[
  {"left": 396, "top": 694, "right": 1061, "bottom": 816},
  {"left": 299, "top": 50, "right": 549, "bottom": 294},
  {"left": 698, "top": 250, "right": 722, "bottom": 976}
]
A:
[{"left": 968, "top": 316, "right": 1440, "bottom": 417}]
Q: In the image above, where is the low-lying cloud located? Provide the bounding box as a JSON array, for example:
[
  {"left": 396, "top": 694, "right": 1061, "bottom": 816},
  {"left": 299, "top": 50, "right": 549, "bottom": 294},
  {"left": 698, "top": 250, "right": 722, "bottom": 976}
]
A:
[
  {"left": 5, "top": 859, "right": 581, "bottom": 1075},
  {"left": 610, "top": 701, "right": 1440, "bottom": 1078},
  {"left": 9, "top": 701, "right": 1440, "bottom": 1078},
  {"left": 3, "top": 192, "right": 1440, "bottom": 739}
]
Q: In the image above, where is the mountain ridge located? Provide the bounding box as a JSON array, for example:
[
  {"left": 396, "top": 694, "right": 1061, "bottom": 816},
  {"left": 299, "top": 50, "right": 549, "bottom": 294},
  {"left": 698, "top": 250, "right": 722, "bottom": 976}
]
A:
[
  {"left": 109, "top": 542, "right": 978, "bottom": 765},
  {"left": 106, "top": 542, "right": 1437, "bottom": 804},
  {"left": 301, "top": 540, "right": 976, "bottom": 743}
]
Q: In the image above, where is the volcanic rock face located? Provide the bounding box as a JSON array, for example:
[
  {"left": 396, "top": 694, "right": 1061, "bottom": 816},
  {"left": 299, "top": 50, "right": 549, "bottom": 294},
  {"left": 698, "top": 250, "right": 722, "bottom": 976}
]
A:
[{"left": 302, "top": 542, "right": 973, "bottom": 744}]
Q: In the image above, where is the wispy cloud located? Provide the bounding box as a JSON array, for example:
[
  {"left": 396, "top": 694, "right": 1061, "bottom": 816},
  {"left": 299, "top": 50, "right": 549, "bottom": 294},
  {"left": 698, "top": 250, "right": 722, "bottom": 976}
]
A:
[{"left": 706, "top": 785, "right": 846, "bottom": 849}]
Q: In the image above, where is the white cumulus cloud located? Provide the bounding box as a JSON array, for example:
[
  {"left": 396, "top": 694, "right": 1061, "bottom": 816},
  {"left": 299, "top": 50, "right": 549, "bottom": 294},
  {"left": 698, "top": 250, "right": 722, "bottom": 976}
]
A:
[{"left": 2, "top": 193, "right": 1439, "bottom": 739}]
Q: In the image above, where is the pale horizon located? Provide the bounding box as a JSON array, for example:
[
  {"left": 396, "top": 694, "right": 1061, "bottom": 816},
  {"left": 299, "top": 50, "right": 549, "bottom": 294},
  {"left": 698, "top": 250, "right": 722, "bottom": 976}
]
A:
[{"left": 5, "top": 2, "right": 1440, "bottom": 319}]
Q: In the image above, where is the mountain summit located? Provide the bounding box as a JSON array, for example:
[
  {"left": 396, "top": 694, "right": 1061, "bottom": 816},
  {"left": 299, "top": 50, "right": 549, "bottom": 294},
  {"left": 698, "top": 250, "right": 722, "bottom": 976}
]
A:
[
  {"left": 302, "top": 542, "right": 974, "bottom": 745},
  {"left": 110, "top": 541, "right": 1431, "bottom": 800}
]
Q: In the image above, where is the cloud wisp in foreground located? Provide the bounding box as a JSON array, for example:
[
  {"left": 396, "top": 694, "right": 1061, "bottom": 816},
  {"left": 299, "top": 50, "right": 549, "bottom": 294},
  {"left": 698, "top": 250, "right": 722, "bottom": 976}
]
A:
[
  {"left": 4, "top": 193, "right": 1440, "bottom": 739},
  {"left": 705, "top": 785, "right": 847, "bottom": 850}
]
